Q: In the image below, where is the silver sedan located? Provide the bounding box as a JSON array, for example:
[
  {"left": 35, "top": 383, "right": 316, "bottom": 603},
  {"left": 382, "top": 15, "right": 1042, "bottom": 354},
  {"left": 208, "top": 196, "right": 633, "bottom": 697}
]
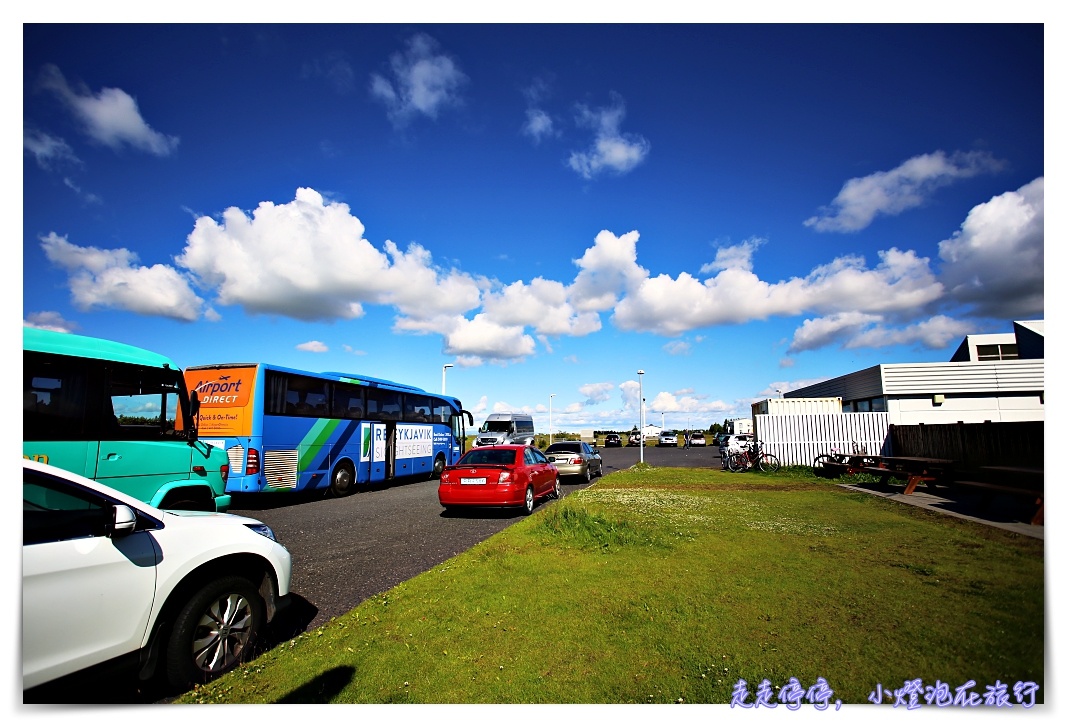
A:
[{"left": 543, "top": 441, "right": 604, "bottom": 483}]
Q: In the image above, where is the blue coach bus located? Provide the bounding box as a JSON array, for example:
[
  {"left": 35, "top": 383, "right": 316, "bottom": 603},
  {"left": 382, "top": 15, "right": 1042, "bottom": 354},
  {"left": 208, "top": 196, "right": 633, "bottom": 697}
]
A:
[{"left": 185, "top": 362, "right": 473, "bottom": 496}]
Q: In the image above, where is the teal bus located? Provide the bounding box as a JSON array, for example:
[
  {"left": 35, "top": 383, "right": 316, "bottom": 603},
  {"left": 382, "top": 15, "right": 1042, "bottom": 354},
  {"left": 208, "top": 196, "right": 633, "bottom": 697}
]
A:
[
  {"left": 23, "top": 327, "right": 232, "bottom": 511},
  {"left": 184, "top": 362, "right": 474, "bottom": 496}
]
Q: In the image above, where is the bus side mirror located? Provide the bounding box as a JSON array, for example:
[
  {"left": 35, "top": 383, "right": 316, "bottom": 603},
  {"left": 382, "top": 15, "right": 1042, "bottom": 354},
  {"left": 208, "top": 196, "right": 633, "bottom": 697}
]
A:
[{"left": 188, "top": 391, "right": 200, "bottom": 443}]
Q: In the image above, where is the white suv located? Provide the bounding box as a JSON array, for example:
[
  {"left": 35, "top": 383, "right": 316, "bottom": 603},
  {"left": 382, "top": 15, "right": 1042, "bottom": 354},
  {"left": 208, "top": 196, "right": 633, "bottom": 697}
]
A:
[
  {"left": 22, "top": 459, "right": 292, "bottom": 694},
  {"left": 718, "top": 433, "right": 754, "bottom": 460}
]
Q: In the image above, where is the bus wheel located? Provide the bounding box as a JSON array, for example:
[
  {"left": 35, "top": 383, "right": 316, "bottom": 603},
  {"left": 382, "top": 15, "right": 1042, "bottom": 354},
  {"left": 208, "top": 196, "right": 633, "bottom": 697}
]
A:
[
  {"left": 160, "top": 495, "right": 212, "bottom": 512},
  {"left": 330, "top": 463, "right": 355, "bottom": 497},
  {"left": 432, "top": 455, "right": 447, "bottom": 480}
]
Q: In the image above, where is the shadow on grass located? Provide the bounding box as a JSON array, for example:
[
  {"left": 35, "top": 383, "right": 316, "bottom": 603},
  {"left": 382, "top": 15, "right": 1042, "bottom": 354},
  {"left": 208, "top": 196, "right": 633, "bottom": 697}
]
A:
[{"left": 276, "top": 666, "right": 356, "bottom": 704}]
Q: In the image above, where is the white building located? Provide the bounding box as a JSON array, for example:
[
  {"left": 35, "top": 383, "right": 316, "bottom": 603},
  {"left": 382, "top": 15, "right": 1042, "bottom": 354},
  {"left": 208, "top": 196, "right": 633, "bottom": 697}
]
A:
[
  {"left": 785, "top": 321, "right": 1044, "bottom": 426},
  {"left": 727, "top": 418, "right": 753, "bottom": 434}
]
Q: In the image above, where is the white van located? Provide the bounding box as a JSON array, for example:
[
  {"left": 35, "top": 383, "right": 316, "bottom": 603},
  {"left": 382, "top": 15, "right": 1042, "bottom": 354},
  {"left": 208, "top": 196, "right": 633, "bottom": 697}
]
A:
[{"left": 474, "top": 412, "right": 536, "bottom": 447}]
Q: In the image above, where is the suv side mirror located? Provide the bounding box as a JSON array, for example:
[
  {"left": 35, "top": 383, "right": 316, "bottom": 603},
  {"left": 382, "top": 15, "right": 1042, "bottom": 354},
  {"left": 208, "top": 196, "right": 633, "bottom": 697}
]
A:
[{"left": 109, "top": 505, "right": 138, "bottom": 538}]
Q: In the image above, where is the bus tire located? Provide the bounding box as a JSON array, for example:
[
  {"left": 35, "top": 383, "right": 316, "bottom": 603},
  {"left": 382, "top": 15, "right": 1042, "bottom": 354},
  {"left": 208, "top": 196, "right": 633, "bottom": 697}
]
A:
[
  {"left": 330, "top": 462, "right": 356, "bottom": 497},
  {"left": 159, "top": 491, "right": 214, "bottom": 512},
  {"left": 432, "top": 455, "right": 447, "bottom": 480}
]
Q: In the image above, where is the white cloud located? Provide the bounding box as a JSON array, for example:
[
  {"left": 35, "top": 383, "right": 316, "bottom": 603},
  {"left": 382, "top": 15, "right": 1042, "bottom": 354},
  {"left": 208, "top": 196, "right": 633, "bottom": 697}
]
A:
[
  {"left": 438, "top": 314, "right": 536, "bottom": 361},
  {"left": 522, "top": 109, "right": 555, "bottom": 143},
  {"left": 567, "top": 95, "right": 650, "bottom": 179},
  {"left": 788, "top": 312, "right": 883, "bottom": 353},
  {"left": 937, "top": 177, "right": 1043, "bottom": 319},
  {"left": 613, "top": 246, "right": 942, "bottom": 337},
  {"left": 569, "top": 230, "right": 649, "bottom": 312},
  {"left": 482, "top": 277, "right": 600, "bottom": 336},
  {"left": 647, "top": 391, "right": 731, "bottom": 417},
  {"left": 297, "top": 340, "right": 328, "bottom": 353},
  {"left": 342, "top": 345, "right": 367, "bottom": 356},
  {"left": 24, "top": 311, "right": 78, "bottom": 333},
  {"left": 618, "top": 380, "right": 642, "bottom": 411},
  {"left": 579, "top": 382, "right": 615, "bottom": 405},
  {"left": 804, "top": 150, "right": 1005, "bottom": 233},
  {"left": 37, "top": 64, "right": 179, "bottom": 156},
  {"left": 700, "top": 238, "right": 765, "bottom": 274},
  {"left": 302, "top": 51, "right": 356, "bottom": 94},
  {"left": 789, "top": 313, "right": 974, "bottom": 353},
  {"left": 61, "top": 177, "right": 101, "bottom": 205},
  {"left": 370, "top": 34, "right": 467, "bottom": 128},
  {"left": 177, "top": 187, "right": 481, "bottom": 324},
  {"left": 663, "top": 340, "right": 691, "bottom": 356},
  {"left": 41, "top": 174, "right": 1041, "bottom": 365},
  {"left": 40, "top": 232, "right": 204, "bottom": 321},
  {"left": 24, "top": 129, "right": 81, "bottom": 170},
  {"left": 844, "top": 315, "right": 974, "bottom": 350}
]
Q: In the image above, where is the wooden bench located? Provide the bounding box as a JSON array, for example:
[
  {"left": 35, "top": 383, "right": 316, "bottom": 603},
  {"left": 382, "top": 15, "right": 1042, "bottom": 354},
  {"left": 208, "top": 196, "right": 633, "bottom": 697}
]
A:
[
  {"left": 951, "top": 479, "right": 1043, "bottom": 525},
  {"left": 814, "top": 462, "right": 850, "bottom": 477}
]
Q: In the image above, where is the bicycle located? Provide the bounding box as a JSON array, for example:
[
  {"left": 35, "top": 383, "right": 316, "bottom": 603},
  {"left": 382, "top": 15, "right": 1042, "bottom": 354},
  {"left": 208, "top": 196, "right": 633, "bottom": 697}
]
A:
[
  {"left": 726, "top": 439, "right": 781, "bottom": 473},
  {"left": 813, "top": 441, "right": 865, "bottom": 469}
]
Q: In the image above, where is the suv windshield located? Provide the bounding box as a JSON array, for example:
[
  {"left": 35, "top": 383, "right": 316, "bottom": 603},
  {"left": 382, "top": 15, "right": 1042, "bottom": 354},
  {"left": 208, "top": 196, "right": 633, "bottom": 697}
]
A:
[{"left": 480, "top": 422, "right": 512, "bottom": 433}]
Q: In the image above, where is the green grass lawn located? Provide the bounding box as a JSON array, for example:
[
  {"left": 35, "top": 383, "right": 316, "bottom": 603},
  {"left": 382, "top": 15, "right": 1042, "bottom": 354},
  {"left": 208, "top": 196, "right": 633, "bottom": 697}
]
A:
[{"left": 179, "top": 465, "right": 1044, "bottom": 705}]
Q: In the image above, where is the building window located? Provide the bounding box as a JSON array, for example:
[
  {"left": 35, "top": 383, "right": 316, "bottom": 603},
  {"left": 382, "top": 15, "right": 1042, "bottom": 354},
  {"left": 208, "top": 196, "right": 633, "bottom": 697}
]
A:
[
  {"left": 843, "top": 397, "right": 886, "bottom": 413},
  {"left": 976, "top": 343, "right": 1019, "bottom": 361}
]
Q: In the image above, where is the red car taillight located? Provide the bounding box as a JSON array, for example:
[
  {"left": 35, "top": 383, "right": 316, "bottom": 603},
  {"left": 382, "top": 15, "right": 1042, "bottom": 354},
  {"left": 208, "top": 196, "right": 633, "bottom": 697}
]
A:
[
  {"left": 498, "top": 469, "right": 513, "bottom": 484},
  {"left": 246, "top": 448, "right": 260, "bottom": 475},
  {"left": 220, "top": 464, "right": 229, "bottom": 484}
]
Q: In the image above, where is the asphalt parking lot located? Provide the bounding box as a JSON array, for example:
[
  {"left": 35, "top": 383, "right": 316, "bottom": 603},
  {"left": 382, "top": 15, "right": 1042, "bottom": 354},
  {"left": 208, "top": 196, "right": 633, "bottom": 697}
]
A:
[{"left": 31, "top": 441, "right": 720, "bottom": 704}]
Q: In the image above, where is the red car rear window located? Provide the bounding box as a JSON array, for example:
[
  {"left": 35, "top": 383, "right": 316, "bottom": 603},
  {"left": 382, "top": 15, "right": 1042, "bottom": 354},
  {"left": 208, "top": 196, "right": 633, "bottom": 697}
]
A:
[{"left": 459, "top": 449, "right": 517, "bottom": 466}]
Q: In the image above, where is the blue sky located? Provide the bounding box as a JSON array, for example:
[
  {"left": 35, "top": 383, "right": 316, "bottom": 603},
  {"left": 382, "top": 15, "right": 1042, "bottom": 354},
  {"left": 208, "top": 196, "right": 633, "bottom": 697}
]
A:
[{"left": 21, "top": 19, "right": 1047, "bottom": 435}]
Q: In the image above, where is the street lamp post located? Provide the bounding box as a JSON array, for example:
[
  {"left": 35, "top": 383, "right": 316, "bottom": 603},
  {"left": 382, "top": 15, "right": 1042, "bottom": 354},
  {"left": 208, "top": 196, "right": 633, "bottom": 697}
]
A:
[
  {"left": 442, "top": 363, "right": 454, "bottom": 394},
  {"left": 549, "top": 394, "right": 556, "bottom": 445},
  {"left": 637, "top": 370, "right": 645, "bottom": 464}
]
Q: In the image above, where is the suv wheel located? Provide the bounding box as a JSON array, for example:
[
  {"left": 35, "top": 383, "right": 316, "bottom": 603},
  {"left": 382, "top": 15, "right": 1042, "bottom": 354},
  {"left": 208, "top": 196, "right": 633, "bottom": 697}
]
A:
[{"left": 165, "top": 575, "right": 265, "bottom": 690}]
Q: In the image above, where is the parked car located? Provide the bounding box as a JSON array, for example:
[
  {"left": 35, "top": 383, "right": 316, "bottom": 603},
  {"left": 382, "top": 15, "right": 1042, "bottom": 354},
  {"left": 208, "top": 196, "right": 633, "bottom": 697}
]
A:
[
  {"left": 718, "top": 433, "right": 755, "bottom": 460},
  {"left": 438, "top": 445, "right": 559, "bottom": 515},
  {"left": 627, "top": 432, "right": 642, "bottom": 447},
  {"left": 689, "top": 432, "right": 707, "bottom": 447},
  {"left": 658, "top": 430, "right": 678, "bottom": 447},
  {"left": 22, "top": 459, "right": 292, "bottom": 694},
  {"left": 603, "top": 433, "right": 623, "bottom": 447},
  {"left": 544, "top": 441, "right": 604, "bottom": 483}
]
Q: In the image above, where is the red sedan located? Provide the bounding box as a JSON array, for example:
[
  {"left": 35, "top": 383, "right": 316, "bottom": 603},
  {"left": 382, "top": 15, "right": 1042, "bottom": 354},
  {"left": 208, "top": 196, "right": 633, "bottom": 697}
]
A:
[{"left": 438, "top": 445, "right": 560, "bottom": 515}]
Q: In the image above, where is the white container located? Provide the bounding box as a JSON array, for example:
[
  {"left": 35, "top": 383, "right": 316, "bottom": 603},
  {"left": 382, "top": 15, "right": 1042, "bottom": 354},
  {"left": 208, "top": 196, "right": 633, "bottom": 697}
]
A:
[{"left": 751, "top": 397, "right": 843, "bottom": 416}]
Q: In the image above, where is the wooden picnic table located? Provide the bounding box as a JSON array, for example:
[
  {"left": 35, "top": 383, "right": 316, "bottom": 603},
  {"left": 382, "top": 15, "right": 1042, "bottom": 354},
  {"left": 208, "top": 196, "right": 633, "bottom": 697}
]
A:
[
  {"left": 855, "top": 455, "right": 956, "bottom": 495},
  {"left": 952, "top": 465, "right": 1045, "bottom": 525}
]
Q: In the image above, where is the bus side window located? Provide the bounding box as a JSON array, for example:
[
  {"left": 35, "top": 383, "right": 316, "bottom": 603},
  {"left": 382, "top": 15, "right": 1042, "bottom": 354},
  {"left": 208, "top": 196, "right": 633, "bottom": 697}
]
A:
[
  {"left": 332, "top": 383, "right": 365, "bottom": 420},
  {"left": 23, "top": 358, "right": 90, "bottom": 441}
]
